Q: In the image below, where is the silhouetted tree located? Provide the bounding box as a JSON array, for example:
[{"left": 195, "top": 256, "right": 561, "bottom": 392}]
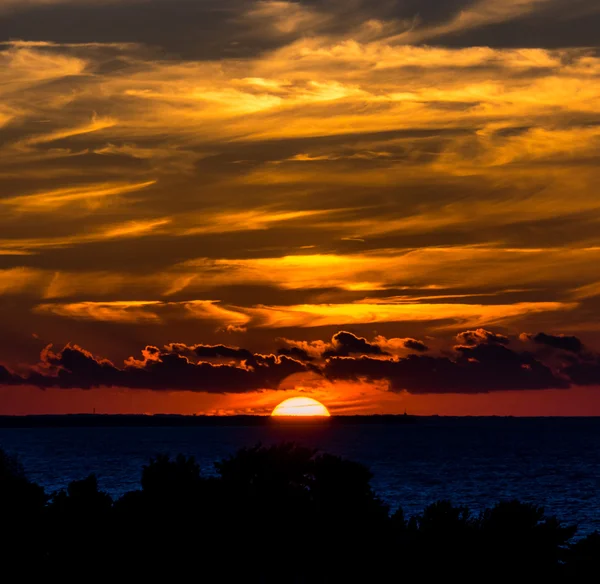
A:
[
  {"left": 0, "top": 448, "right": 47, "bottom": 513},
  {"left": 50, "top": 474, "right": 112, "bottom": 515},
  {"left": 565, "top": 531, "right": 600, "bottom": 579},
  {"left": 214, "top": 443, "right": 390, "bottom": 582},
  {"left": 0, "top": 443, "right": 591, "bottom": 582},
  {"left": 45, "top": 475, "right": 113, "bottom": 574},
  {"left": 477, "top": 500, "right": 575, "bottom": 577},
  {"left": 0, "top": 449, "right": 48, "bottom": 573},
  {"left": 398, "top": 500, "right": 475, "bottom": 577},
  {"left": 142, "top": 453, "right": 203, "bottom": 496}
]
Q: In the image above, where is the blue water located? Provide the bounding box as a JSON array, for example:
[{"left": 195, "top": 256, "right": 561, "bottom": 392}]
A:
[{"left": 1, "top": 417, "right": 600, "bottom": 534}]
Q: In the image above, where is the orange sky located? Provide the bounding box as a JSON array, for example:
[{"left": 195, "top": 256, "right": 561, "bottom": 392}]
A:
[
  {"left": 1, "top": 0, "right": 600, "bottom": 415},
  {"left": 4, "top": 382, "right": 600, "bottom": 417}
]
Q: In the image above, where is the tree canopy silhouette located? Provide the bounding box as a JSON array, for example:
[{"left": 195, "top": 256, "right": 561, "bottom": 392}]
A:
[{"left": 0, "top": 443, "right": 598, "bottom": 581}]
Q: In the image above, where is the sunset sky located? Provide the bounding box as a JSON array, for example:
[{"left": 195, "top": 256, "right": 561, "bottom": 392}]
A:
[{"left": 1, "top": 0, "right": 600, "bottom": 415}]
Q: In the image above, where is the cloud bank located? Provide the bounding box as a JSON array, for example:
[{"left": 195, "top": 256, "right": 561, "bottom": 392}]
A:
[
  {"left": 0, "top": 1, "right": 600, "bottom": 413},
  {"left": 2, "top": 329, "right": 600, "bottom": 395}
]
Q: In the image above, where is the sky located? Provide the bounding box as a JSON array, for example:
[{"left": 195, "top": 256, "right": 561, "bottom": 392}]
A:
[{"left": 1, "top": 0, "right": 600, "bottom": 416}]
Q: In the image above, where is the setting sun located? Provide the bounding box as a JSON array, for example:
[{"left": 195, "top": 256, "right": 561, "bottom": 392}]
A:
[{"left": 271, "top": 397, "right": 331, "bottom": 417}]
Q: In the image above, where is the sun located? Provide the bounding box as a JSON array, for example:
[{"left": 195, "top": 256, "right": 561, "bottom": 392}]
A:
[{"left": 271, "top": 397, "right": 331, "bottom": 417}]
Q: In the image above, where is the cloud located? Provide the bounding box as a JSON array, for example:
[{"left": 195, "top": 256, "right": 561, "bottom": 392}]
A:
[
  {"left": 33, "top": 299, "right": 252, "bottom": 327},
  {"left": 282, "top": 329, "right": 600, "bottom": 393},
  {"left": 178, "top": 208, "right": 332, "bottom": 236},
  {"left": 1, "top": 180, "right": 154, "bottom": 213},
  {"left": 244, "top": 1, "right": 331, "bottom": 37},
  {"left": 1, "top": 0, "right": 598, "bottom": 56},
  {"left": 279, "top": 331, "right": 429, "bottom": 359},
  {"left": 0, "top": 267, "right": 46, "bottom": 294},
  {"left": 391, "top": 0, "right": 555, "bottom": 44},
  {"left": 14, "top": 342, "right": 309, "bottom": 392},
  {"left": 324, "top": 342, "right": 569, "bottom": 394},
  {"left": 279, "top": 331, "right": 389, "bottom": 360},
  {"left": 0, "top": 0, "right": 111, "bottom": 13},
  {"left": 0, "top": 3, "right": 599, "bottom": 372},
  {"left": 369, "top": 335, "right": 431, "bottom": 354},
  {"left": 276, "top": 346, "right": 315, "bottom": 362},
  {"left": 322, "top": 331, "right": 388, "bottom": 357},
  {"left": 31, "top": 297, "right": 575, "bottom": 329},
  {"left": 400, "top": 338, "right": 429, "bottom": 353},
  {"left": 164, "top": 342, "right": 254, "bottom": 362},
  {"left": 34, "top": 301, "right": 164, "bottom": 323},
  {"left": 572, "top": 282, "right": 600, "bottom": 300},
  {"left": 244, "top": 301, "right": 575, "bottom": 329},
  {"left": 4, "top": 327, "right": 599, "bottom": 395},
  {"left": 562, "top": 357, "right": 600, "bottom": 387},
  {"left": 456, "top": 329, "right": 510, "bottom": 346},
  {"left": 0, "top": 218, "right": 170, "bottom": 254},
  {"left": 528, "top": 332, "right": 584, "bottom": 353},
  {"left": 0, "top": 363, "right": 22, "bottom": 384},
  {"left": 178, "top": 248, "right": 600, "bottom": 295},
  {"left": 184, "top": 301, "right": 251, "bottom": 329}
]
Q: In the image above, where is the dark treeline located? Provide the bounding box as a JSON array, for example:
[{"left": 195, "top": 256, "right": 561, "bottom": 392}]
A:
[
  {"left": 1, "top": 443, "right": 599, "bottom": 582},
  {"left": 0, "top": 414, "right": 419, "bottom": 428}
]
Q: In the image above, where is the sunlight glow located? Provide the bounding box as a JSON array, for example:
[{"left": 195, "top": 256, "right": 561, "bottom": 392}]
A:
[{"left": 271, "top": 397, "right": 331, "bottom": 417}]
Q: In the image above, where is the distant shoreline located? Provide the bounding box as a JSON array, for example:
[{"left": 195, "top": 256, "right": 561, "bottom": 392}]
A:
[
  {"left": 0, "top": 414, "right": 420, "bottom": 428},
  {"left": 0, "top": 414, "right": 598, "bottom": 428}
]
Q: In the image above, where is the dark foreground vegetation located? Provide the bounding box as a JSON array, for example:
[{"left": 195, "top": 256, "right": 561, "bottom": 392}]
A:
[{"left": 1, "top": 444, "right": 599, "bottom": 582}]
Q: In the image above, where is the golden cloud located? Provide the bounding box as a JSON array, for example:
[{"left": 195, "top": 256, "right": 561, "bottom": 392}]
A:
[
  {"left": 0, "top": 16, "right": 598, "bottom": 342},
  {"left": 243, "top": 301, "right": 576, "bottom": 329},
  {"left": 31, "top": 297, "right": 575, "bottom": 329}
]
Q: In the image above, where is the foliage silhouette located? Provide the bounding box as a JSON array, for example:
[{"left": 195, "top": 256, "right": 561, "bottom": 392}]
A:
[
  {"left": 0, "top": 443, "right": 598, "bottom": 581},
  {"left": 0, "top": 449, "right": 48, "bottom": 573}
]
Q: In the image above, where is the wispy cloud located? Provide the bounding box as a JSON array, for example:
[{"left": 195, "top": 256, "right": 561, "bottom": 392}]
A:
[
  {"left": 34, "top": 300, "right": 163, "bottom": 323},
  {"left": 390, "top": 0, "right": 555, "bottom": 44},
  {"left": 33, "top": 299, "right": 251, "bottom": 327},
  {"left": 179, "top": 247, "right": 600, "bottom": 292},
  {"left": 243, "top": 301, "right": 576, "bottom": 329},
  {"left": 0, "top": 2, "right": 599, "bottom": 380},
  {"left": 2, "top": 180, "right": 155, "bottom": 212},
  {"left": 31, "top": 297, "right": 575, "bottom": 329}
]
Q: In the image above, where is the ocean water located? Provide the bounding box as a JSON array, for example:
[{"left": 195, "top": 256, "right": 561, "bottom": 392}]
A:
[{"left": 1, "top": 417, "right": 600, "bottom": 535}]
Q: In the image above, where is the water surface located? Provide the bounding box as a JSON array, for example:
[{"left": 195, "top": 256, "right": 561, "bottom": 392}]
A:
[{"left": 1, "top": 417, "right": 599, "bottom": 534}]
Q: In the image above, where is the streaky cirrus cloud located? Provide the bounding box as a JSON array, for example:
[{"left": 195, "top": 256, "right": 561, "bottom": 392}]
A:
[
  {"left": 1, "top": 180, "right": 154, "bottom": 213},
  {"left": 32, "top": 298, "right": 576, "bottom": 329},
  {"left": 0, "top": 1, "right": 600, "bottom": 414},
  {"left": 243, "top": 301, "right": 575, "bottom": 329}
]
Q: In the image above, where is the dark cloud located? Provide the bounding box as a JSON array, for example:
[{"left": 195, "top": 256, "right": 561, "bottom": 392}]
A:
[
  {"left": 165, "top": 342, "right": 255, "bottom": 362},
  {"left": 0, "top": 1, "right": 248, "bottom": 60},
  {"left": 2, "top": 0, "right": 598, "bottom": 57},
  {"left": 0, "top": 0, "right": 597, "bottom": 417},
  {"left": 324, "top": 340, "right": 568, "bottom": 394},
  {"left": 279, "top": 331, "right": 430, "bottom": 359},
  {"left": 456, "top": 329, "right": 510, "bottom": 347},
  {"left": 322, "top": 331, "right": 389, "bottom": 359},
  {"left": 402, "top": 339, "right": 429, "bottom": 353},
  {"left": 530, "top": 333, "right": 584, "bottom": 354},
  {"left": 14, "top": 344, "right": 308, "bottom": 393},
  {"left": 436, "top": 1, "right": 600, "bottom": 49},
  {"left": 0, "top": 364, "right": 21, "bottom": 385},
  {"left": 322, "top": 331, "right": 389, "bottom": 358},
  {"left": 562, "top": 357, "right": 600, "bottom": 386},
  {"left": 194, "top": 344, "right": 255, "bottom": 361},
  {"left": 277, "top": 346, "right": 314, "bottom": 362},
  {"left": 3, "top": 329, "right": 600, "bottom": 394}
]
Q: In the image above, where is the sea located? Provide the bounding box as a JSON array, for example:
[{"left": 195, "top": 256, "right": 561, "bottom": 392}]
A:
[{"left": 1, "top": 416, "right": 600, "bottom": 535}]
